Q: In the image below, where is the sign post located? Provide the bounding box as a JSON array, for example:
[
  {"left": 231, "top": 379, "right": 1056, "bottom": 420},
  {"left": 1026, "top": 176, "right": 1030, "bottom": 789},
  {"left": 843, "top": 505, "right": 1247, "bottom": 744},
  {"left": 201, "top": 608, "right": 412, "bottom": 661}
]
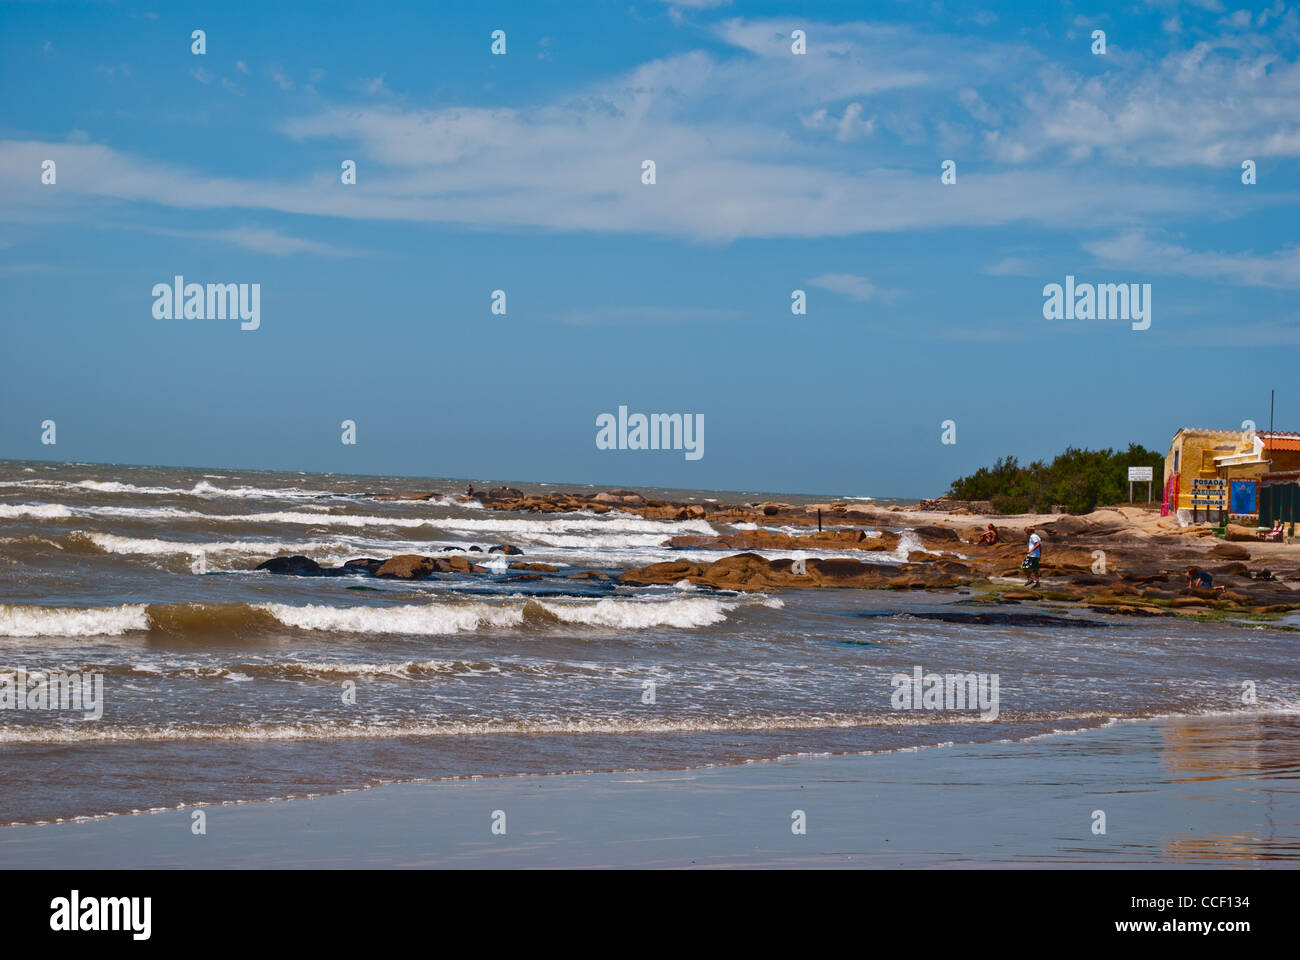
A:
[
  {"left": 1128, "top": 466, "right": 1154, "bottom": 504},
  {"left": 1189, "top": 477, "right": 1227, "bottom": 524}
]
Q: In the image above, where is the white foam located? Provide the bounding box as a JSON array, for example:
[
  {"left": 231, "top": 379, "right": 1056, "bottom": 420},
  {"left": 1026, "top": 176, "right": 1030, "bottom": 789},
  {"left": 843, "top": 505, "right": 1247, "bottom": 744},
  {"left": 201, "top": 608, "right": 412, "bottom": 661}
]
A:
[
  {"left": 0, "top": 504, "right": 73, "bottom": 519},
  {"left": 0, "top": 603, "right": 149, "bottom": 638},
  {"left": 74, "top": 531, "right": 339, "bottom": 558},
  {"left": 257, "top": 602, "right": 528, "bottom": 635},
  {"left": 436, "top": 516, "right": 717, "bottom": 536},
  {"left": 535, "top": 596, "right": 737, "bottom": 629}
]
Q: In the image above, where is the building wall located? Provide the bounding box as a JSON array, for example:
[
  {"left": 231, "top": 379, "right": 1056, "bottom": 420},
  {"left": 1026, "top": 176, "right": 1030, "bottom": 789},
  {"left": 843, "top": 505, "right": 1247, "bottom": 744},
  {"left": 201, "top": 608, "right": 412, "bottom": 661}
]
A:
[
  {"left": 1266, "top": 448, "right": 1300, "bottom": 473},
  {"left": 1164, "top": 429, "right": 1255, "bottom": 511}
]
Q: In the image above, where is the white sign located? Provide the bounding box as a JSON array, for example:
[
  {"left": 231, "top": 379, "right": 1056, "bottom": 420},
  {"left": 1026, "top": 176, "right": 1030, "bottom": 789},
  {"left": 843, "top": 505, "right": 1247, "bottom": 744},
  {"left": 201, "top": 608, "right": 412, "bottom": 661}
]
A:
[{"left": 1128, "top": 466, "right": 1153, "bottom": 482}]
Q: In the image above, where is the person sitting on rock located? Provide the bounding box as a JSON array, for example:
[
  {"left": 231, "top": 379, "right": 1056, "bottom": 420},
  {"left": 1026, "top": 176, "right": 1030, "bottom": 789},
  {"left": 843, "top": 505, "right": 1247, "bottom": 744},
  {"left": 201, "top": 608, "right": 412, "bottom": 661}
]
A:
[
  {"left": 1186, "top": 567, "right": 1226, "bottom": 591},
  {"left": 976, "top": 523, "right": 999, "bottom": 546}
]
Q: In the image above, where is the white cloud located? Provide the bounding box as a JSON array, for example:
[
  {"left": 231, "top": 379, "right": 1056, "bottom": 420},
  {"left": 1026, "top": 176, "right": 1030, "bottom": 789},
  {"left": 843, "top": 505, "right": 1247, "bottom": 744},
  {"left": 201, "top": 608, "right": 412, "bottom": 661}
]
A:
[
  {"left": 130, "top": 224, "right": 362, "bottom": 258},
  {"left": 1086, "top": 231, "right": 1300, "bottom": 289},
  {"left": 809, "top": 273, "right": 895, "bottom": 301},
  {"left": 983, "top": 257, "right": 1033, "bottom": 276},
  {"left": 801, "top": 102, "right": 875, "bottom": 141},
  {"left": 3, "top": 16, "right": 1296, "bottom": 257},
  {"left": 990, "top": 17, "right": 1300, "bottom": 166}
]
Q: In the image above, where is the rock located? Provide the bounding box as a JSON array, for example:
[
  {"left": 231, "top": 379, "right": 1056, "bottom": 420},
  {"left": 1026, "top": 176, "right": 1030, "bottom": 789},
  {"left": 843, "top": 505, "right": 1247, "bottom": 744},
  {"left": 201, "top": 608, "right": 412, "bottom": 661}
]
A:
[
  {"left": 256, "top": 555, "right": 324, "bottom": 576},
  {"left": 619, "top": 561, "right": 704, "bottom": 585},
  {"left": 1213, "top": 562, "right": 1250, "bottom": 577},
  {"left": 1224, "top": 524, "right": 1260, "bottom": 542},
  {"left": 489, "top": 544, "right": 524, "bottom": 555},
  {"left": 1068, "top": 574, "right": 1110, "bottom": 587},
  {"left": 915, "top": 498, "right": 995, "bottom": 514},
  {"left": 702, "top": 553, "right": 776, "bottom": 588},
  {"left": 509, "top": 561, "right": 557, "bottom": 572},
  {"left": 1118, "top": 566, "right": 1169, "bottom": 584},
  {"left": 486, "top": 486, "right": 524, "bottom": 499},
  {"left": 570, "top": 570, "right": 611, "bottom": 580},
  {"left": 1211, "top": 543, "right": 1251, "bottom": 560},
  {"left": 1001, "top": 590, "right": 1039, "bottom": 600},
  {"left": 665, "top": 529, "right": 893, "bottom": 554},
  {"left": 912, "top": 525, "right": 962, "bottom": 542},
  {"left": 343, "top": 558, "right": 384, "bottom": 574},
  {"left": 374, "top": 555, "right": 437, "bottom": 579}
]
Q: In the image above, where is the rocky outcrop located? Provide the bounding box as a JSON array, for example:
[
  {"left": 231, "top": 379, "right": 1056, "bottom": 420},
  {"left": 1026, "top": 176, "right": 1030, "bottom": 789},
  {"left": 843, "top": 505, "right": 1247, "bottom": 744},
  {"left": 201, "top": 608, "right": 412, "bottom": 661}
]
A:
[
  {"left": 664, "top": 529, "right": 898, "bottom": 553},
  {"left": 620, "top": 553, "right": 974, "bottom": 591},
  {"left": 916, "top": 498, "right": 995, "bottom": 514},
  {"left": 374, "top": 555, "right": 438, "bottom": 579},
  {"left": 1224, "top": 524, "right": 1262, "bottom": 542},
  {"left": 1211, "top": 543, "right": 1251, "bottom": 559},
  {"left": 256, "top": 555, "right": 326, "bottom": 576}
]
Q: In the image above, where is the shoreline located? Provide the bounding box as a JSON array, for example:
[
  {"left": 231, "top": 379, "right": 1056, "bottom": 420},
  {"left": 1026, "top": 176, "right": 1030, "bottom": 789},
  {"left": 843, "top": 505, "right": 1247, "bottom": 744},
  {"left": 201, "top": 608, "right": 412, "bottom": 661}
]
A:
[
  {"left": 248, "top": 486, "right": 1300, "bottom": 627},
  {"left": 4, "top": 712, "right": 1296, "bottom": 868}
]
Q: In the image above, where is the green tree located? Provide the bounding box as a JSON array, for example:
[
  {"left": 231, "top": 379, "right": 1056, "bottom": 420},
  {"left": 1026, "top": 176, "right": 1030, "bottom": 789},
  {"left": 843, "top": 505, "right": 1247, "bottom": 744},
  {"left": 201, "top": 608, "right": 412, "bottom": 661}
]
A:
[{"left": 947, "top": 444, "right": 1164, "bottom": 514}]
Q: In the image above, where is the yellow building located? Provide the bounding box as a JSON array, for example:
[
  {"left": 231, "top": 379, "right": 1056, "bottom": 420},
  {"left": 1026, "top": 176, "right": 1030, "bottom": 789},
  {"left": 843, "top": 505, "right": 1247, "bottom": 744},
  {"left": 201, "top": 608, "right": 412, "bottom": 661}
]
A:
[{"left": 1163, "top": 428, "right": 1300, "bottom": 515}]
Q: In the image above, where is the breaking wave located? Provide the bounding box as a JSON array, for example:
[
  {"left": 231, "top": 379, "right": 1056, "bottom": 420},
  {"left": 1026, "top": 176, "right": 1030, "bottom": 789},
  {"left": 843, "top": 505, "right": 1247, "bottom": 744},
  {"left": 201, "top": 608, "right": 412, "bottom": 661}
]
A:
[{"left": 0, "top": 593, "right": 774, "bottom": 639}]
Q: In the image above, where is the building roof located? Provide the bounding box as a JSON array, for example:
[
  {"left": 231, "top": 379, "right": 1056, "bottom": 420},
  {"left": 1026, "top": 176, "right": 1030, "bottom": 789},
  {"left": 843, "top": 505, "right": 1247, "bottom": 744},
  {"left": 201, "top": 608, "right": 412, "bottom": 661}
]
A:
[
  {"left": 1261, "top": 469, "right": 1300, "bottom": 486},
  {"left": 1260, "top": 431, "right": 1300, "bottom": 451},
  {"left": 1172, "top": 427, "right": 1251, "bottom": 438}
]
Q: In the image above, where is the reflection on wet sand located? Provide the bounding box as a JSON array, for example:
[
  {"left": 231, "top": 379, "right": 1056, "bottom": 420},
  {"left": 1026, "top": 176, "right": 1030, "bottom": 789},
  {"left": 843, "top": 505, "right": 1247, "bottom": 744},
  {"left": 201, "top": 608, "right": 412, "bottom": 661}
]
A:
[{"left": 1160, "top": 714, "right": 1300, "bottom": 863}]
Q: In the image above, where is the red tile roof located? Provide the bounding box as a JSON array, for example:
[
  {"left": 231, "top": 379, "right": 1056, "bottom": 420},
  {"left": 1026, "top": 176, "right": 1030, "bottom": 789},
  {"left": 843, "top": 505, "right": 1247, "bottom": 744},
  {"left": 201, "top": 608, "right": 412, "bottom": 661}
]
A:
[{"left": 1261, "top": 431, "right": 1300, "bottom": 451}]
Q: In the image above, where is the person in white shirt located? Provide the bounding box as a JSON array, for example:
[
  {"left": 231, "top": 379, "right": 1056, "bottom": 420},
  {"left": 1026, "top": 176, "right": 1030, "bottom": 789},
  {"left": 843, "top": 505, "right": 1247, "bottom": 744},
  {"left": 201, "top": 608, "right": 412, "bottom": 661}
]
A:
[{"left": 1024, "top": 527, "right": 1042, "bottom": 588}]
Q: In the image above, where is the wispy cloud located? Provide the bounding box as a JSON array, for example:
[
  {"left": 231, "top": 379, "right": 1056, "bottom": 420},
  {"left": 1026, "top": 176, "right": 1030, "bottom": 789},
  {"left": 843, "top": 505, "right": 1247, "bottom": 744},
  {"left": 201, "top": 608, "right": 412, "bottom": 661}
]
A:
[
  {"left": 809, "top": 273, "right": 897, "bottom": 302},
  {"left": 128, "top": 224, "right": 363, "bottom": 258},
  {"left": 2, "top": 15, "right": 1296, "bottom": 260},
  {"left": 1086, "top": 231, "right": 1300, "bottom": 289},
  {"left": 983, "top": 256, "right": 1034, "bottom": 276}
]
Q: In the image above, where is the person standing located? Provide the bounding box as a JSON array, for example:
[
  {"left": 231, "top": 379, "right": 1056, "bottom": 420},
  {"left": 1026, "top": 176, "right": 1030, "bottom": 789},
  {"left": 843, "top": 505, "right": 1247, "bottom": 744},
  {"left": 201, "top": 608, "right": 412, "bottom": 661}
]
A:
[{"left": 1024, "top": 527, "right": 1042, "bottom": 588}]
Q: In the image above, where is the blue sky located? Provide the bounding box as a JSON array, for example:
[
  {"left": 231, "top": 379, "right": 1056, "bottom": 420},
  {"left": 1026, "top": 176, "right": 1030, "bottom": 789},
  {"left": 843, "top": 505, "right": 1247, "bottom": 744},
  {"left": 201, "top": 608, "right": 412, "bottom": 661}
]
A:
[{"left": 2, "top": 0, "right": 1298, "bottom": 497}]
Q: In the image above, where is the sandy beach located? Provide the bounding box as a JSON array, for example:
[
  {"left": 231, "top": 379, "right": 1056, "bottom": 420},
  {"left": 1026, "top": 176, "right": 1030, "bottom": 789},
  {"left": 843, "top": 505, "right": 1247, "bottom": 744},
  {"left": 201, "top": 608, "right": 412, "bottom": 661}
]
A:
[{"left": 4, "top": 712, "right": 1295, "bottom": 869}]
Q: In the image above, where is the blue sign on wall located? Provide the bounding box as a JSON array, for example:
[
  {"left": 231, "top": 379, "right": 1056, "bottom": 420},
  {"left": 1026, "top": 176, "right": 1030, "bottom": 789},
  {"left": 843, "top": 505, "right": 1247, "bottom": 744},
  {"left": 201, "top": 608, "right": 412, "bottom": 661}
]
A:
[{"left": 1230, "top": 480, "right": 1258, "bottom": 514}]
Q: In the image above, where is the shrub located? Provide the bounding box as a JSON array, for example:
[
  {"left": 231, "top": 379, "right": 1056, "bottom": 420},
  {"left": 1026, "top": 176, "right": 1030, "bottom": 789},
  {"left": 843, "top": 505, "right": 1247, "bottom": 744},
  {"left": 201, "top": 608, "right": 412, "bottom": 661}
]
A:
[{"left": 949, "top": 443, "right": 1164, "bottom": 514}]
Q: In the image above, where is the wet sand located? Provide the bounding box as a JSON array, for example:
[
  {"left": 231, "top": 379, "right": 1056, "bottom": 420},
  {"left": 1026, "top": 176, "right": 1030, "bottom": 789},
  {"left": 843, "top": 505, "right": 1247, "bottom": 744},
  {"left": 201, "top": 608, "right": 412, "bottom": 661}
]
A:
[{"left": 5, "top": 712, "right": 1296, "bottom": 868}]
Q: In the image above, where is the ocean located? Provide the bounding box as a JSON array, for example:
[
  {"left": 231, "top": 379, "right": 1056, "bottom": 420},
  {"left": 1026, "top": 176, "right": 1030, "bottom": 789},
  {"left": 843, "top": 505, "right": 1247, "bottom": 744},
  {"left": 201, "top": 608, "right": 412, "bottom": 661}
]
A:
[{"left": 2, "top": 459, "right": 1298, "bottom": 829}]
